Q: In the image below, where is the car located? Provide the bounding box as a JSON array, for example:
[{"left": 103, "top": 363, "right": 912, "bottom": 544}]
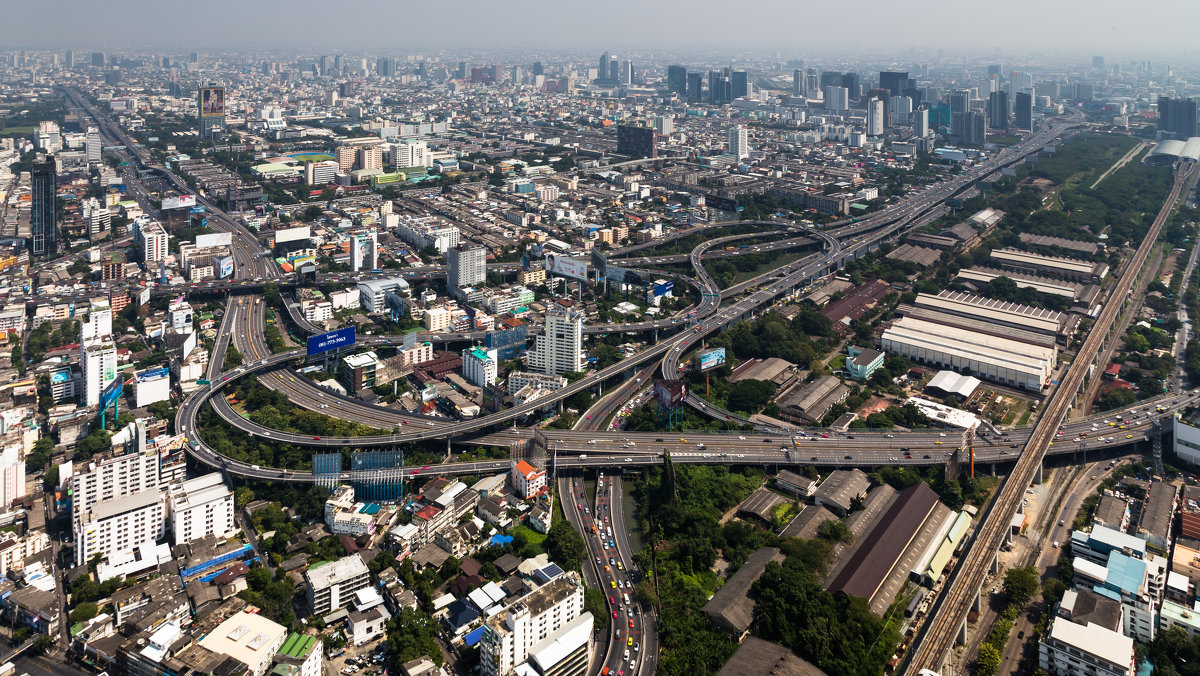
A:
[
  {"left": 1126, "top": 434, "right": 1134, "bottom": 439},
  {"left": 609, "top": 596, "right": 614, "bottom": 604},
  {"left": 844, "top": 455, "right": 852, "bottom": 460},
  {"left": 628, "top": 638, "right": 633, "bottom": 646},
  {"left": 314, "top": 436, "right": 321, "bottom": 440},
  {"left": 629, "top": 619, "right": 635, "bottom": 628},
  {"left": 923, "top": 455, "right": 932, "bottom": 459},
  {"left": 934, "top": 440, "right": 943, "bottom": 445},
  {"left": 1018, "top": 630, "right": 1025, "bottom": 639},
  {"left": 613, "top": 611, "right": 618, "bottom": 618}
]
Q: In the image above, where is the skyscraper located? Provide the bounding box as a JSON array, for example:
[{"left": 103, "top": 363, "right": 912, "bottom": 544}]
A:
[
  {"left": 31, "top": 157, "right": 57, "bottom": 257},
  {"left": 376, "top": 57, "right": 395, "bottom": 77},
  {"left": 1014, "top": 92, "right": 1034, "bottom": 131},
  {"left": 987, "top": 91, "right": 1009, "bottom": 130},
  {"left": 447, "top": 243, "right": 487, "bottom": 290},
  {"left": 197, "top": 83, "right": 226, "bottom": 139},
  {"left": 65, "top": 50, "right": 74, "bottom": 68},
  {"left": 729, "top": 125, "right": 749, "bottom": 159},
  {"left": 949, "top": 89, "right": 972, "bottom": 115},
  {"left": 526, "top": 305, "right": 584, "bottom": 375},
  {"left": 667, "top": 65, "right": 687, "bottom": 95},
  {"left": 1158, "top": 96, "right": 1198, "bottom": 139},
  {"left": 598, "top": 53, "right": 611, "bottom": 83},
  {"left": 913, "top": 108, "right": 930, "bottom": 138},
  {"left": 824, "top": 86, "right": 849, "bottom": 111},
  {"left": 351, "top": 231, "right": 378, "bottom": 272},
  {"left": 90, "top": 52, "right": 105, "bottom": 67},
  {"left": 866, "top": 99, "right": 885, "bottom": 136},
  {"left": 792, "top": 69, "right": 803, "bottom": 97},
  {"left": 841, "top": 72, "right": 861, "bottom": 100},
  {"left": 731, "top": 70, "right": 749, "bottom": 99},
  {"left": 85, "top": 126, "right": 102, "bottom": 163},
  {"left": 616, "top": 125, "right": 658, "bottom": 158},
  {"left": 889, "top": 95, "right": 913, "bottom": 126},
  {"left": 708, "top": 70, "right": 732, "bottom": 104},
  {"left": 880, "top": 71, "right": 909, "bottom": 97},
  {"left": 686, "top": 72, "right": 703, "bottom": 103},
  {"left": 80, "top": 301, "right": 117, "bottom": 407}
]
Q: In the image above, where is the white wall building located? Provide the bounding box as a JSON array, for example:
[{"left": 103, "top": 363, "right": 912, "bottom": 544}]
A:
[
  {"left": 305, "top": 554, "right": 371, "bottom": 616},
  {"left": 135, "top": 220, "right": 168, "bottom": 264},
  {"left": 867, "top": 98, "right": 885, "bottom": 136},
  {"left": 167, "top": 473, "right": 235, "bottom": 546},
  {"left": 75, "top": 490, "right": 166, "bottom": 569},
  {"left": 728, "top": 125, "right": 749, "bottom": 160},
  {"left": 526, "top": 306, "right": 583, "bottom": 375},
  {"left": 480, "top": 572, "right": 585, "bottom": 676},
  {"left": 198, "top": 611, "right": 288, "bottom": 676},
  {"left": 0, "top": 446, "right": 25, "bottom": 509},
  {"left": 447, "top": 243, "right": 486, "bottom": 289},
  {"left": 80, "top": 302, "right": 117, "bottom": 407},
  {"left": 394, "top": 215, "right": 460, "bottom": 254},
  {"left": 462, "top": 347, "right": 499, "bottom": 387},
  {"left": 1039, "top": 616, "right": 1135, "bottom": 676}
]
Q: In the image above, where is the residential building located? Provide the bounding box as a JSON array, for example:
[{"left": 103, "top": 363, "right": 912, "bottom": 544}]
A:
[
  {"left": 866, "top": 99, "right": 885, "bottom": 136},
  {"left": 526, "top": 306, "right": 583, "bottom": 375},
  {"left": 167, "top": 473, "right": 235, "bottom": 546},
  {"left": 447, "top": 243, "right": 487, "bottom": 289},
  {"left": 305, "top": 554, "right": 370, "bottom": 616},
  {"left": 728, "top": 125, "right": 749, "bottom": 160},
  {"left": 274, "top": 633, "right": 323, "bottom": 676},
  {"left": 395, "top": 215, "right": 460, "bottom": 253},
  {"left": 1015, "top": 91, "right": 1033, "bottom": 131},
  {"left": 80, "top": 302, "right": 117, "bottom": 407},
  {"left": 1039, "top": 615, "right": 1134, "bottom": 676},
  {"left": 74, "top": 490, "right": 167, "bottom": 569},
  {"left": 462, "top": 347, "right": 498, "bottom": 387},
  {"left": 1158, "top": 96, "right": 1198, "bottom": 139},
  {"left": 511, "top": 460, "right": 546, "bottom": 499},
  {"left": 480, "top": 572, "right": 585, "bottom": 676},
  {"left": 616, "top": 125, "right": 657, "bottom": 159},
  {"left": 31, "top": 157, "right": 57, "bottom": 257},
  {"left": 507, "top": 371, "right": 567, "bottom": 395},
  {"left": 197, "top": 611, "right": 288, "bottom": 676},
  {"left": 824, "top": 86, "right": 849, "bottom": 111},
  {"left": 135, "top": 220, "right": 168, "bottom": 264},
  {"left": 0, "top": 446, "right": 25, "bottom": 509},
  {"left": 340, "top": 351, "right": 379, "bottom": 393}
]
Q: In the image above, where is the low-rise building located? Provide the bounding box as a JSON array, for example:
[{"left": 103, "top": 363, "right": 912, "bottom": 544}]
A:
[{"left": 305, "top": 554, "right": 370, "bottom": 616}]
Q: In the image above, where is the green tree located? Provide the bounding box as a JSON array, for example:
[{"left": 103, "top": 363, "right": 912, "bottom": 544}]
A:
[
  {"left": 1002, "top": 566, "right": 1039, "bottom": 607},
  {"left": 546, "top": 519, "right": 586, "bottom": 572},
  {"left": 976, "top": 643, "right": 1001, "bottom": 676},
  {"left": 235, "top": 486, "right": 256, "bottom": 509},
  {"left": 69, "top": 602, "right": 99, "bottom": 624}
]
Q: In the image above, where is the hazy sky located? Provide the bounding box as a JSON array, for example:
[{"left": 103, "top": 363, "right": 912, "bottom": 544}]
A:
[{"left": 4, "top": 0, "right": 1200, "bottom": 59}]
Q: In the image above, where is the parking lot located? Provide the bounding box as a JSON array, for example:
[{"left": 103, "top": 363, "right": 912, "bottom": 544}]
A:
[{"left": 325, "top": 634, "right": 388, "bottom": 676}]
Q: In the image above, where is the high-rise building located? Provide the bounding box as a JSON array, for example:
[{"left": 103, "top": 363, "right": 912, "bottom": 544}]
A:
[
  {"left": 134, "top": 220, "right": 168, "bottom": 264},
  {"left": 1158, "top": 96, "right": 1198, "bottom": 139},
  {"left": 667, "top": 65, "right": 687, "bottom": 95},
  {"left": 351, "top": 231, "right": 378, "bottom": 272},
  {"left": 792, "top": 69, "right": 803, "bottom": 97},
  {"left": 880, "top": 71, "right": 909, "bottom": 97},
  {"left": 987, "top": 91, "right": 1009, "bottom": 129},
  {"left": 480, "top": 573, "right": 587, "bottom": 676},
  {"left": 686, "top": 72, "right": 703, "bottom": 103},
  {"left": 824, "top": 86, "right": 849, "bottom": 111},
  {"left": 1014, "top": 92, "right": 1034, "bottom": 131},
  {"left": 75, "top": 490, "right": 166, "bottom": 569},
  {"left": 731, "top": 70, "right": 749, "bottom": 99},
  {"left": 526, "top": 305, "right": 584, "bottom": 375},
  {"left": 334, "top": 145, "right": 356, "bottom": 173},
  {"left": 356, "top": 147, "right": 383, "bottom": 171},
  {"left": 819, "top": 71, "right": 843, "bottom": 91},
  {"left": 729, "top": 125, "right": 749, "bottom": 159},
  {"left": 85, "top": 126, "right": 102, "bottom": 163},
  {"left": 616, "top": 124, "right": 657, "bottom": 158},
  {"left": 462, "top": 347, "right": 498, "bottom": 387},
  {"left": 866, "top": 98, "right": 885, "bottom": 136},
  {"left": 90, "top": 52, "right": 106, "bottom": 67},
  {"left": 305, "top": 554, "right": 370, "bottom": 616},
  {"left": 963, "top": 110, "right": 987, "bottom": 146},
  {"left": 376, "top": 57, "right": 395, "bottom": 77},
  {"left": 65, "top": 50, "right": 74, "bottom": 68},
  {"left": 304, "top": 160, "right": 338, "bottom": 186},
  {"left": 446, "top": 242, "right": 487, "bottom": 289},
  {"left": 949, "top": 89, "right": 972, "bottom": 115},
  {"left": 167, "top": 473, "right": 235, "bottom": 546},
  {"left": 531, "top": 61, "right": 544, "bottom": 77},
  {"left": 889, "top": 95, "right": 913, "bottom": 126},
  {"left": 31, "top": 157, "right": 57, "bottom": 257},
  {"left": 598, "top": 53, "right": 612, "bottom": 83},
  {"left": 840, "top": 72, "right": 861, "bottom": 100},
  {"left": 0, "top": 447, "right": 25, "bottom": 512},
  {"left": 653, "top": 116, "right": 674, "bottom": 136},
  {"left": 913, "top": 108, "right": 930, "bottom": 138},
  {"left": 708, "top": 70, "right": 732, "bottom": 104},
  {"left": 617, "top": 60, "right": 633, "bottom": 86},
  {"left": 197, "top": 83, "right": 226, "bottom": 139},
  {"left": 1093, "top": 55, "right": 1106, "bottom": 69},
  {"left": 80, "top": 301, "right": 117, "bottom": 407},
  {"left": 392, "top": 138, "right": 429, "bottom": 168}
]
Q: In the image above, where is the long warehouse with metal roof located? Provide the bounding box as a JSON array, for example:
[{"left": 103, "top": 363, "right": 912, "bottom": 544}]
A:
[
  {"left": 880, "top": 315, "right": 1056, "bottom": 390},
  {"left": 990, "top": 247, "right": 1108, "bottom": 284}
]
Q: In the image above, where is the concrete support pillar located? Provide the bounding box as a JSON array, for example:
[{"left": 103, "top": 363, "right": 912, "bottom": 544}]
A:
[
  {"left": 1033, "top": 462, "right": 1044, "bottom": 484},
  {"left": 990, "top": 552, "right": 1000, "bottom": 575},
  {"left": 972, "top": 588, "right": 982, "bottom": 613},
  {"left": 957, "top": 616, "right": 968, "bottom": 646}
]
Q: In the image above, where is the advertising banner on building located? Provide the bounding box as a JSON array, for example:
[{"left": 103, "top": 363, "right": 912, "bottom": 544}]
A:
[
  {"left": 307, "top": 327, "right": 356, "bottom": 357},
  {"left": 653, "top": 379, "right": 687, "bottom": 409},
  {"left": 213, "top": 256, "right": 234, "bottom": 279},
  {"left": 162, "top": 195, "right": 197, "bottom": 211},
  {"left": 274, "top": 225, "right": 311, "bottom": 244},
  {"left": 544, "top": 254, "right": 589, "bottom": 282},
  {"left": 100, "top": 377, "right": 123, "bottom": 411},
  {"left": 136, "top": 367, "right": 170, "bottom": 382},
  {"left": 195, "top": 232, "right": 233, "bottom": 248},
  {"left": 654, "top": 281, "right": 675, "bottom": 297},
  {"left": 138, "top": 288, "right": 151, "bottom": 307},
  {"left": 199, "top": 87, "right": 225, "bottom": 117}
]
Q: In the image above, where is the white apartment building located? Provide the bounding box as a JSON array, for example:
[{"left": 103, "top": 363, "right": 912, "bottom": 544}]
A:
[
  {"left": 329, "top": 287, "right": 360, "bottom": 310},
  {"left": 302, "top": 300, "right": 333, "bottom": 323},
  {"left": 394, "top": 215, "right": 460, "bottom": 254},
  {"left": 398, "top": 342, "right": 435, "bottom": 368},
  {"left": 728, "top": 125, "right": 749, "bottom": 160},
  {"left": 511, "top": 460, "right": 547, "bottom": 499},
  {"left": 462, "top": 347, "right": 498, "bottom": 387},
  {"left": 867, "top": 98, "right": 885, "bottom": 136},
  {"left": 135, "top": 220, "right": 168, "bottom": 264},
  {"left": 447, "top": 243, "right": 487, "bottom": 289},
  {"left": 526, "top": 306, "right": 583, "bottom": 375},
  {"left": 0, "top": 531, "right": 50, "bottom": 577},
  {"left": 392, "top": 139, "right": 430, "bottom": 168},
  {"left": 304, "top": 160, "right": 338, "bottom": 186},
  {"left": 167, "top": 473, "right": 235, "bottom": 546},
  {"left": 1039, "top": 616, "right": 1135, "bottom": 676},
  {"left": 71, "top": 423, "right": 160, "bottom": 521},
  {"left": 74, "top": 490, "right": 166, "bottom": 568},
  {"left": 480, "top": 572, "right": 585, "bottom": 676},
  {"left": 80, "top": 303, "right": 117, "bottom": 407},
  {"left": 424, "top": 306, "right": 451, "bottom": 332},
  {"left": 506, "top": 371, "right": 567, "bottom": 395},
  {"left": 357, "top": 278, "right": 410, "bottom": 313},
  {"left": 483, "top": 286, "right": 535, "bottom": 315},
  {"left": 305, "top": 554, "right": 371, "bottom": 616},
  {"left": 0, "top": 446, "right": 25, "bottom": 509}
]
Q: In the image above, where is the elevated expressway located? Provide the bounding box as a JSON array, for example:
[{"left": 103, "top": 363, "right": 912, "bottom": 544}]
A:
[{"left": 905, "top": 160, "right": 1199, "bottom": 674}]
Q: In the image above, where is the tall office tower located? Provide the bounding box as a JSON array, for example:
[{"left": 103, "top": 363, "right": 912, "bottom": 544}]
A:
[
  {"left": 1093, "top": 55, "right": 1105, "bottom": 69},
  {"left": 889, "top": 95, "right": 912, "bottom": 126},
  {"left": 30, "top": 157, "right": 57, "bottom": 257},
  {"left": 446, "top": 243, "right": 487, "bottom": 289},
  {"left": 1158, "top": 96, "right": 1198, "bottom": 139},
  {"left": 609, "top": 60, "right": 619, "bottom": 83},
  {"left": 318, "top": 55, "right": 332, "bottom": 76},
  {"left": 731, "top": 70, "right": 749, "bottom": 99},
  {"left": 988, "top": 75, "right": 1000, "bottom": 93},
  {"left": 458, "top": 61, "right": 470, "bottom": 79},
  {"left": 866, "top": 98, "right": 885, "bottom": 136},
  {"left": 840, "top": 72, "right": 861, "bottom": 100},
  {"left": 792, "top": 69, "right": 803, "bottom": 96},
  {"left": 708, "top": 70, "right": 732, "bottom": 104},
  {"left": 356, "top": 146, "right": 383, "bottom": 171},
  {"left": 189, "top": 51, "right": 199, "bottom": 63},
  {"left": 729, "top": 125, "right": 749, "bottom": 159},
  {"left": 1014, "top": 92, "right": 1034, "bottom": 131},
  {"left": 617, "top": 60, "right": 633, "bottom": 86},
  {"left": 1009, "top": 70, "right": 1034, "bottom": 96},
  {"left": 963, "top": 111, "right": 987, "bottom": 145},
  {"left": 65, "top": 50, "right": 74, "bottom": 68},
  {"left": 85, "top": 126, "right": 102, "bottom": 163},
  {"left": 511, "top": 65, "right": 525, "bottom": 83},
  {"left": 654, "top": 115, "right": 674, "bottom": 136},
  {"left": 819, "top": 71, "right": 842, "bottom": 90},
  {"left": 392, "top": 139, "right": 429, "bottom": 168},
  {"left": 598, "top": 53, "right": 611, "bottom": 82},
  {"left": 824, "top": 86, "right": 849, "bottom": 111},
  {"left": 801, "top": 68, "right": 820, "bottom": 97},
  {"left": 531, "top": 61, "right": 544, "bottom": 77},
  {"left": 376, "top": 57, "right": 395, "bottom": 77},
  {"left": 526, "top": 305, "right": 584, "bottom": 375},
  {"left": 667, "top": 65, "right": 687, "bottom": 95},
  {"left": 880, "top": 71, "right": 909, "bottom": 97},
  {"left": 949, "top": 88, "right": 972, "bottom": 115},
  {"left": 987, "top": 91, "right": 1009, "bottom": 129},
  {"left": 686, "top": 72, "right": 703, "bottom": 103},
  {"left": 987, "top": 64, "right": 1003, "bottom": 78},
  {"left": 616, "top": 124, "right": 657, "bottom": 158},
  {"left": 351, "top": 231, "right": 378, "bottom": 272},
  {"left": 80, "top": 302, "right": 117, "bottom": 407},
  {"left": 90, "top": 51, "right": 105, "bottom": 67},
  {"left": 197, "top": 83, "right": 226, "bottom": 139},
  {"left": 913, "top": 108, "right": 930, "bottom": 138}
]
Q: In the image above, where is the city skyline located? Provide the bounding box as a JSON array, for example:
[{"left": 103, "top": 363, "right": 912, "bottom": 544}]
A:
[{"left": 3, "top": 0, "right": 1200, "bottom": 57}]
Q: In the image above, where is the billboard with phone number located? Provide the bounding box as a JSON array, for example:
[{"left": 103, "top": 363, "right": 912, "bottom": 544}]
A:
[{"left": 307, "top": 327, "right": 356, "bottom": 357}]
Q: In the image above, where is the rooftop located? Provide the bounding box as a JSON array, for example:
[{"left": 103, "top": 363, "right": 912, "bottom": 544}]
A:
[
  {"left": 702, "top": 547, "right": 786, "bottom": 635},
  {"left": 305, "top": 554, "right": 368, "bottom": 590},
  {"left": 1046, "top": 617, "right": 1134, "bottom": 669},
  {"left": 715, "top": 636, "right": 829, "bottom": 676}
]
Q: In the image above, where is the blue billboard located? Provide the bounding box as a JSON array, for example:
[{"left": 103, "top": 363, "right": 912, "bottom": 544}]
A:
[
  {"left": 189, "top": 205, "right": 207, "bottom": 214},
  {"left": 100, "top": 377, "right": 123, "bottom": 411},
  {"left": 697, "top": 347, "right": 726, "bottom": 372},
  {"left": 214, "top": 255, "right": 234, "bottom": 279},
  {"left": 654, "top": 281, "right": 674, "bottom": 297},
  {"left": 137, "top": 367, "right": 170, "bottom": 382},
  {"left": 307, "top": 327, "right": 356, "bottom": 357}
]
